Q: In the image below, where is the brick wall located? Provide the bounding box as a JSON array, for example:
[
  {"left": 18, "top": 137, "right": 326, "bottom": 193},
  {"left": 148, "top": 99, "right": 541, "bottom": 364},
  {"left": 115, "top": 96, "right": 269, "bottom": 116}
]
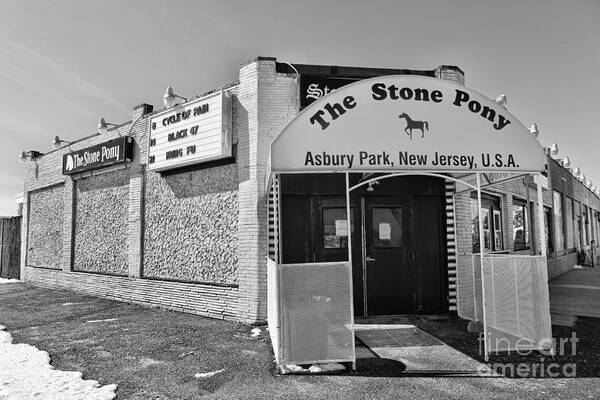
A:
[
  {"left": 235, "top": 58, "right": 298, "bottom": 323},
  {"left": 21, "top": 97, "right": 247, "bottom": 321},
  {"left": 454, "top": 176, "right": 553, "bottom": 257},
  {"left": 455, "top": 175, "right": 548, "bottom": 322},
  {"left": 20, "top": 58, "right": 299, "bottom": 324},
  {"left": 20, "top": 113, "right": 141, "bottom": 280},
  {"left": 570, "top": 164, "right": 600, "bottom": 260},
  {"left": 548, "top": 252, "right": 578, "bottom": 280},
  {"left": 25, "top": 266, "right": 240, "bottom": 320},
  {"left": 454, "top": 169, "right": 600, "bottom": 321}
]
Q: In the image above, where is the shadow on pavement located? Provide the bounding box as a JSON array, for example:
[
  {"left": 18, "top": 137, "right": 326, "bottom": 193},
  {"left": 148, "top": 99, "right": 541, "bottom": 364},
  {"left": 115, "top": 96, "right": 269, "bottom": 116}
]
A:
[{"left": 351, "top": 357, "right": 492, "bottom": 378}]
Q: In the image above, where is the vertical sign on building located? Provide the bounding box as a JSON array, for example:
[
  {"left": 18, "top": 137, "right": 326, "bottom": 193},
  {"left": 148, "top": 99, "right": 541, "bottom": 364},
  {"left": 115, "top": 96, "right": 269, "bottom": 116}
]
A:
[{"left": 148, "top": 90, "right": 233, "bottom": 171}]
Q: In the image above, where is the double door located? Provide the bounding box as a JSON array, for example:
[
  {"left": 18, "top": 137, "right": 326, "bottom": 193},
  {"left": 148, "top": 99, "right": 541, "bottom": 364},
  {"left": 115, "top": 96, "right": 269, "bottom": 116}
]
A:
[{"left": 312, "top": 195, "right": 446, "bottom": 316}]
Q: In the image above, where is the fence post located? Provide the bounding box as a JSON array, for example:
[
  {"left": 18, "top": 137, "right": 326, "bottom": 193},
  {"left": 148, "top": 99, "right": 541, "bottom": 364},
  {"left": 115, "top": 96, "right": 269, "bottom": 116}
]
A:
[
  {"left": 276, "top": 263, "right": 284, "bottom": 365},
  {"left": 476, "top": 173, "right": 489, "bottom": 362},
  {"left": 472, "top": 255, "right": 478, "bottom": 320},
  {"left": 537, "top": 175, "right": 547, "bottom": 256},
  {"left": 345, "top": 172, "right": 356, "bottom": 371},
  {"left": 491, "top": 257, "right": 496, "bottom": 327},
  {"left": 513, "top": 258, "right": 520, "bottom": 336}
]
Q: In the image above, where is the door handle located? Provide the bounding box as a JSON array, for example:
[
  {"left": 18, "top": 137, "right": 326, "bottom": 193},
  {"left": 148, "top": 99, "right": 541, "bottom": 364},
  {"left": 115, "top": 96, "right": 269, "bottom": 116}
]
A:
[{"left": 366, "top": 256, "right": 376, "bottom": 262}]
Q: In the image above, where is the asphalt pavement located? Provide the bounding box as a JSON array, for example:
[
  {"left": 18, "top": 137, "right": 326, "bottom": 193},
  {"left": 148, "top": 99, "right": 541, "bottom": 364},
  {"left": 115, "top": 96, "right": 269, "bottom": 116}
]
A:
[{"left": 1, "top": 282, "right": 599, "bottom": 400}]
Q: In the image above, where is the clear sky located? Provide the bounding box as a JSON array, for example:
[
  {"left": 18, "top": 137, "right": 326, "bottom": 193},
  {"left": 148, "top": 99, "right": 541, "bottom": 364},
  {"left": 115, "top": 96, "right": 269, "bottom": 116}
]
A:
[{"left": 1, "top": 0, "right": 598, "bottom": 215}]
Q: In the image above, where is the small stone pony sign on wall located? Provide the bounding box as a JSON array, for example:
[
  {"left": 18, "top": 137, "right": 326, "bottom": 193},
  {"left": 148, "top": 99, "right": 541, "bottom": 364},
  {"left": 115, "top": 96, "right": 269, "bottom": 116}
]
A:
[{"left": 62, "top": 137, "right": 133, "bottom": 175}]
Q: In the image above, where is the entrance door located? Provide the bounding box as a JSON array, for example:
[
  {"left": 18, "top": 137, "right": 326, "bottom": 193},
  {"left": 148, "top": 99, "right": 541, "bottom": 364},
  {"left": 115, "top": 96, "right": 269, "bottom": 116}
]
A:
[
  {"left": 364, "top": 198, "right": 413, "bottom": 315},
  {"left": 364, "top": 195, "right": 446, "bottom": 315}
]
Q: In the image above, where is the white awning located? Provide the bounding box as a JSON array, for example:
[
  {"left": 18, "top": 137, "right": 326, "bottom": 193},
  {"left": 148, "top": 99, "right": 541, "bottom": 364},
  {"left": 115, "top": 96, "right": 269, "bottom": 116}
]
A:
[{"left": 270, "top": 75, "right": 545, "bottom": 175}]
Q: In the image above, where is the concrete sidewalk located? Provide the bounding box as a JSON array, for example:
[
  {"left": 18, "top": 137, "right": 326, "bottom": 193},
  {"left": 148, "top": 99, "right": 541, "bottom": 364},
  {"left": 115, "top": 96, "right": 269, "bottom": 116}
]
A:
[
  {"left": 1, "top": 282, "right": 599, "bottom": 399},
  {"left": 354, "top": 323, "right": 495, "bottom": 377},
  {"left": 549, "top": 267, "right": 600, "bottom": 319}
]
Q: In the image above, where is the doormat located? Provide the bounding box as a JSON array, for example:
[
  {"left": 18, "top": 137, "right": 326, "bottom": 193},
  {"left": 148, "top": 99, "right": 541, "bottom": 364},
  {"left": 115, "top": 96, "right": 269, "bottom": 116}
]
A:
[{"left": 354, "top": 328, "right": 444, "bottom": 348}]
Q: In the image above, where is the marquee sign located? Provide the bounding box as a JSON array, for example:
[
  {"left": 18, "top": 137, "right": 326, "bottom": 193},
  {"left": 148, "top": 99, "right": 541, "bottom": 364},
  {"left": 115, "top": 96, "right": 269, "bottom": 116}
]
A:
[
  {"left": 62, "top": 137, "right": 133, "bottom": 175},
  {"left": 271, "top": 75, "right": 545, "bottom": 173},
  {"left": 148, "top": 90, "right": 232, "bottom": 171}
]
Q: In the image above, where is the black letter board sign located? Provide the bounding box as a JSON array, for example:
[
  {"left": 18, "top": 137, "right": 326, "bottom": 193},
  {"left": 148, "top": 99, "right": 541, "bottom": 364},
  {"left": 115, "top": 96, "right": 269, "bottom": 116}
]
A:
[
  {"left": 62, "top": 136, "right": 134, "bottom": 175},
  {"left": 300, "top": 76, "right": 362, "bottom": 108}
]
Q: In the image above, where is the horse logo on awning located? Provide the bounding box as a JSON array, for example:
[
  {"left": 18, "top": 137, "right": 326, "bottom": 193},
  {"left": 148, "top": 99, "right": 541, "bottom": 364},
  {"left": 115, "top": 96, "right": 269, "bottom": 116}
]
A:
[{"left": 398, "top": 112, "right": 429, "bottom": 140}]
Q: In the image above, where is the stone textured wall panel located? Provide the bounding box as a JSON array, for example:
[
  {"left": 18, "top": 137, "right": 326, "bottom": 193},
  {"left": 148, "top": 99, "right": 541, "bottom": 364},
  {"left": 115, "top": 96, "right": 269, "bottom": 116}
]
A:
[
  {"left": 74, "top": 169, "right": 129, "bottom": 275},
  {"left": 27, "top": 185, "right": 64, "bottom": 269},
  {"left": 143, "top": 163, "right": 238, "bottom": 284}
]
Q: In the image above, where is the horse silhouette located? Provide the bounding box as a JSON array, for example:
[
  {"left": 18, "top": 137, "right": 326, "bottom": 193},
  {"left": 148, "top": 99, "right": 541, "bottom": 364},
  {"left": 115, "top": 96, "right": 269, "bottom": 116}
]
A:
[{"left": 398, "top": 112, "right": 429, "bottom": 139}]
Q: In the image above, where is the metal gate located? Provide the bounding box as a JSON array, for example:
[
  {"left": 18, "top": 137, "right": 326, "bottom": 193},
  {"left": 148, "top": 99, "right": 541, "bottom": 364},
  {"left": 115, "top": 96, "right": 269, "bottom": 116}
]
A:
[
  {"left": 267, "top": 258, "right": 355, "bottom": 370},
  {"left": 481, "top": 254, "right": 553, "bottom": 357}
]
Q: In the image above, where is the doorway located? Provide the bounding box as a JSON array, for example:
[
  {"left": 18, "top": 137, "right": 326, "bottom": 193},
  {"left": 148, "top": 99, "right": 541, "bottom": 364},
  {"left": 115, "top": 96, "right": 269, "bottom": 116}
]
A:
[
  {"left": 280, "top": 174, "right": 447, "bottom": 317},
  {"left": 364, "top": 194, "right": 446, "bottom": 315}
]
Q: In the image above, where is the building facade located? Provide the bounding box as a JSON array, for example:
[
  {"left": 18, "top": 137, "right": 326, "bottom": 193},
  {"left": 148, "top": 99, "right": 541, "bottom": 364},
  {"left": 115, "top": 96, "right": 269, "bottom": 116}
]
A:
[{"left": 19, "top": 57, "right": 600, "bottom": 324}]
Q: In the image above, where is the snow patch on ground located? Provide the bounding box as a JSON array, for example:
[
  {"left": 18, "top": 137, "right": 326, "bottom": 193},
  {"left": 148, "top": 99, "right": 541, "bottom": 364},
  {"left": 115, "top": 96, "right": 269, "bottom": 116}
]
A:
[
  {"left": 250, "top": 327, "right": 262, "bottom": 337},
  {"left": 282, "top": 363, "right": 346, "bottom": 374},
  {"left": 0, "top": 325, "right": 117, "bottom": 399},
  {"left": 194, "top": 369, "right": 225, "bottom": 378},
  {"left": 138, "top": 357, "right": 164, "bottom": 368},
  {"left": 0, "top": 278, "right": 20, "bottom": 284},
  {"left": 86, "top": 318, "right": 118, "bottom": 323}
]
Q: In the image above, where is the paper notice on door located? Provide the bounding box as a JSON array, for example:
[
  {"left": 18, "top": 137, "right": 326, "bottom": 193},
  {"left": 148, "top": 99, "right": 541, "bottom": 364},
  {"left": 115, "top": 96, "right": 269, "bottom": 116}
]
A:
[
  {"left": 335, "top": 220, "right": 348, "bottom": 237},
  {"left": 379, "top": 223, "right": 391, "bottom": 240},
  {"left": 324, "top": 235, "right": 341, "bottom": 248}
]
